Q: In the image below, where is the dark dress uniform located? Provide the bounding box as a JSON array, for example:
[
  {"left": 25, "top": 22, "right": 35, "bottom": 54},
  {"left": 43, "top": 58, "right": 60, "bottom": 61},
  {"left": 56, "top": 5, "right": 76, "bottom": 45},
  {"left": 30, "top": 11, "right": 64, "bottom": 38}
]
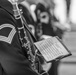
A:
[{"left": 0, "top": 0, "right": 49, "bottom": 75}]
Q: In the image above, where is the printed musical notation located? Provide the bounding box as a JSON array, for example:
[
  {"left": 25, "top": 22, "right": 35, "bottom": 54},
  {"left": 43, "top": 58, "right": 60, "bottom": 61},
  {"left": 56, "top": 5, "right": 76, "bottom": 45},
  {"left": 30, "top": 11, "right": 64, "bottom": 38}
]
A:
[{"left": 34, "top": 36, "right": 72, "bottom": 62}]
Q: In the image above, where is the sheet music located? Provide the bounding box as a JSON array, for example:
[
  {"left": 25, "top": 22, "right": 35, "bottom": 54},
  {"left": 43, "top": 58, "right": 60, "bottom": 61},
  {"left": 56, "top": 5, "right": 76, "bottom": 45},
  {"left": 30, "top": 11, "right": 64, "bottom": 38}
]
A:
[{"left": 34, "top": 37, "right": 70, "bottom": 62}]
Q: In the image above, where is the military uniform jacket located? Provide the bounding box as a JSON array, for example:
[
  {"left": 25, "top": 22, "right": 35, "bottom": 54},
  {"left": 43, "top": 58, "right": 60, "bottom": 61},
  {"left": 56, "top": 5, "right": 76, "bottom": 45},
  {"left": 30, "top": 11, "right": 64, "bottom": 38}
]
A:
[{"left": 0, "top": 0, "right": 40, "bottom": 75}]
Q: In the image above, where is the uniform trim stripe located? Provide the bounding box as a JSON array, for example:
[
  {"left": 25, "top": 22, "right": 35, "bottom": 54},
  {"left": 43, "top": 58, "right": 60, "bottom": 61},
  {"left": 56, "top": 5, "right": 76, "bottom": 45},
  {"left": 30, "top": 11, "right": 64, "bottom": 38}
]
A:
[{"left": 0, "top": 24, "right": 16, "bottom": 44}]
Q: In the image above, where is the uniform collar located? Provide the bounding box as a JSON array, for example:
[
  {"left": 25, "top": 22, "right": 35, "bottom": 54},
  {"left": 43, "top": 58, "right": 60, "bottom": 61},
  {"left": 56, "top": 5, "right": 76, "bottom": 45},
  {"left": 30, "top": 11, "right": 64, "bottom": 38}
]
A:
[{"left": 0, "top": 0, "right": 14, "bottom": 15}]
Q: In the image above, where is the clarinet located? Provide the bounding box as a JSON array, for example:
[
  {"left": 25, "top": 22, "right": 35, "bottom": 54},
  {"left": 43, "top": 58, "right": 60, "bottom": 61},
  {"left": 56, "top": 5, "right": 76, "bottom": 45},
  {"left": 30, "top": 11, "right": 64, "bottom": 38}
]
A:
[{"left": 8, "top": 0, "right": 39, "bottom": 73}]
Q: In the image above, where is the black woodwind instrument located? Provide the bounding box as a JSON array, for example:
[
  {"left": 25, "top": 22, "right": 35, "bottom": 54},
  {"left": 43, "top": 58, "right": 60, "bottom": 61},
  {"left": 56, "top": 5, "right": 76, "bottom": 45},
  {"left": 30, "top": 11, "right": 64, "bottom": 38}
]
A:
[{"left": 8, "top": 0, "right": 40, "bottom": 74}]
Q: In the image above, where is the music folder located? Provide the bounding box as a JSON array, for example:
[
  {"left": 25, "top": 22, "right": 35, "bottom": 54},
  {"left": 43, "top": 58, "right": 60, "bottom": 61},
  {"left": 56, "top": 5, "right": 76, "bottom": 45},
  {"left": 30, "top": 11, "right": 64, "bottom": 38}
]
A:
[{"left": 34, "top": 36, "right": 72, "bottom": 62}]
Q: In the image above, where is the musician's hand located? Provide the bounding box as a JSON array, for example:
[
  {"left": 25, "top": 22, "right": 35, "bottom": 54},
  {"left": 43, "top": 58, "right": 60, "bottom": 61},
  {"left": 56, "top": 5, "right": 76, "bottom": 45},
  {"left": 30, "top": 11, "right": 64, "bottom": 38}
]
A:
[
  {"left": 8, "top": 0, "right": 25, "bottom": 4},
  {"left": 40, "top": 35, "right": 53, "bottom": 40},
  {"left": 40, "top": 70, "right": 49, "bottom": 75},
  {"left": 42, "top": 62, "right": 52, "bottom": 72},
  {"left": 15, "top": 0, "right": 25, "bottom": 3},
  {"left": 41, "top": 72, "right": 49, "bottom": 75}
]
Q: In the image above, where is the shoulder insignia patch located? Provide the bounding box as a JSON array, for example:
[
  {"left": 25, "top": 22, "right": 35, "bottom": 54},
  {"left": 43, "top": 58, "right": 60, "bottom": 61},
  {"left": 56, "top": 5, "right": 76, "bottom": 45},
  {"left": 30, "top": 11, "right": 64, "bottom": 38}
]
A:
[{"left": 0, "top": 24, "right": 16, "bottom": 44}]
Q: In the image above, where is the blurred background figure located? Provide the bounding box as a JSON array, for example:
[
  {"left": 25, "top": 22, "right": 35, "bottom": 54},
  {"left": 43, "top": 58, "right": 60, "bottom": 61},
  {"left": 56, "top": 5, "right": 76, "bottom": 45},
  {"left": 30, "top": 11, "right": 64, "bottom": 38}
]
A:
[{"left": 34, "top": 0, "right": 56, "bottom": 40}]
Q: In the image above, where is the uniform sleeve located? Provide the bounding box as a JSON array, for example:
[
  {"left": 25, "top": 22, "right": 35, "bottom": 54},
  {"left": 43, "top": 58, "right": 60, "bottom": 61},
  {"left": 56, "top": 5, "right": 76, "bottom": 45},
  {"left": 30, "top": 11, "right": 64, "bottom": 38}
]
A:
[{"left": 0, "top": 9, "right": 39, "bottom": 75}]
